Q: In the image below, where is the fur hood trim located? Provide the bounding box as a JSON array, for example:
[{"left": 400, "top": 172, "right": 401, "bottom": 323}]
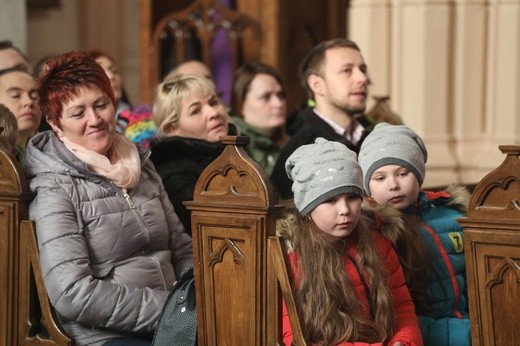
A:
[
  {"left": 276, "top": 208, "right": 298, "bottom": 251},
  {"left": 362, "top": 202, "right": 406, "bottom": 246},
  {"left": 432, "top": 184, "right": 471, "bottom": 214}
]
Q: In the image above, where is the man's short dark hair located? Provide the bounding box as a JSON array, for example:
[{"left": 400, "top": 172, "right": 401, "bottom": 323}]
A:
[
  {"left": 0, "top": 40, "right": 30, "bottom": 72},
  {"left": 299, "top": 38, "right": 361, "bottom": 100}
]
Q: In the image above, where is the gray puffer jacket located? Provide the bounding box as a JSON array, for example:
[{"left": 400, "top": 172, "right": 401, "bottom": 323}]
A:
[{"left": 25, "top": 131, "right": 194, "bottom": 346}]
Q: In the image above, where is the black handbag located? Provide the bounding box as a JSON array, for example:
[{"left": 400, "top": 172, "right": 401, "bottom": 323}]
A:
[{"left": 152, "top": 267, "right": 197, "bottom": 346}]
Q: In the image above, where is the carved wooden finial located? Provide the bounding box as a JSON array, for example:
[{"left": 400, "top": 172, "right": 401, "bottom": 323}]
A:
[
  {"left": 219, "top": 135, "right": 250, "bottom": 146},
  {"left": 191, "top": 135, "right": 278, "bottom": 207},
  {"left": 465, "top": 145, "right": 520, "bottom": 220}
]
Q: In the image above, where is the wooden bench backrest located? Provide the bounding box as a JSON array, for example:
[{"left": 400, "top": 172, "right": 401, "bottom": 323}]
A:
[
  {"left": 185, "top": 135, "right": 305, "bottom": 345},
  {"left": 458, "top": 145, "right": 520, "bottom": 346},
  {"left": 1, "top": 137, "right": 304, "bottom": 345},
  {"left": 0, "top": 147, "right": 72, "bottom": 346}
]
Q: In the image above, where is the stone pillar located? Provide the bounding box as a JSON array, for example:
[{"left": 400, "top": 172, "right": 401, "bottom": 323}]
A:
[
  {"left": 349, "top": 0, "right": 520, "bottom": 187},
  {"left": 349, "top": 0, "right": 392, "bottom": 109},
  {"left": 452, "top": 0, "right": 490, "bottom": 183},
  {"left": 391, "top": 0, "right": 458, "bottom": 186},
  {"left": 0, "top": 0, "right": 27, "bottom": 52},
  {"left": 476, "top": 0, "right": 520, "bottom": 177}
]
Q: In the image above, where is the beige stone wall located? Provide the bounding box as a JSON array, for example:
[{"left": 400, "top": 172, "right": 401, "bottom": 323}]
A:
[
  {"left": 4, "top": 0, "right": 520, "bottom": 188},
  {"left": 350, "top": 0, "right": 520, "bottom": 187},
  {"left": 24, "top": 0, "right": 140, "bottom": 104},
  {"left": 0, "top": 0, "right": 27, "bottom": 51}
]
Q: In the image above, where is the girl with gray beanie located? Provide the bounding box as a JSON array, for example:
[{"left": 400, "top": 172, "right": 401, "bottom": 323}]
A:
[
  {"left": 278, "top": 137, "right": 422, "bottom": 346},
  {"left": 358, "top": 122, "right": 471, "bottom": 346}
]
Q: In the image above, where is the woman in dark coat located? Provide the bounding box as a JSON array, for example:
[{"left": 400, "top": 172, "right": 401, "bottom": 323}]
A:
[{"left": 150, "top": 74, "right": 232, "bottom": 235}]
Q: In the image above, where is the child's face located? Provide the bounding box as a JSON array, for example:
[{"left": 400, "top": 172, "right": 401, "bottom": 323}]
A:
[
  {"left": 368, "top": 164, "right": 421, "bottom": 210},
  {"left": 310, "top": 193, "right": 362, "bottom": 238}
]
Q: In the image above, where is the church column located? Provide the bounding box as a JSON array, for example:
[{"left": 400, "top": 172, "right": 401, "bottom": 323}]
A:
[
  {"left": 348, "top": 0, "right": 392, "bottom": 109},
  {"left": 452, "top": 0, "right": 497, "bottom": 183},
  {"left": 0, "top": 0, "right": 27, "bottom": 52},
  {"left": 476, "top": 0, "right": 520, "bottom": 173},
  {"left": 350, "top": 0, "right": 459, "bottom": 186},
  {"left": 390, "top": 0, "right": 458, "bottom": 186}
]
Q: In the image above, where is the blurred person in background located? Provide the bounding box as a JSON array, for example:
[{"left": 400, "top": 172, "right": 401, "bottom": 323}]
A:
[
  {"left": 0, "top": 66, "right": 42, "bottom": 162},
  {"left": 230, "top": 61, "right": 289, "bottom": 175},
  {"left": 0, "top": 40, "right": 32, "bottom": 72},
  {"left": 89, "top": 49, "right": 132, "bottom": 134}
]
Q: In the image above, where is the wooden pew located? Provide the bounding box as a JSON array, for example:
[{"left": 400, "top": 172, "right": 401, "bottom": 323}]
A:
[
  {"left": 0, "top": 147, "right": 73, "bottom": 346},
  {"left": 458, "top": 145, "right": 520, "bottom": 346},
  {"left": 1, "top": 139, "right": 304, "bottom": 345},
  {"left": 185, "top": 135, "right": 305, "bottom": 345},
  {"left": 5, "top": 138, "right": 520, "bottom": 345}
]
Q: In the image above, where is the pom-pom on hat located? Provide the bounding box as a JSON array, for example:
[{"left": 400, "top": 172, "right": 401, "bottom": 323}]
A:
[
  {"left": 358, "top": 122, "right": 428, "bottom": 195},
  {"left": 285, "top": 138, "right": 364, "bottom": 216}
]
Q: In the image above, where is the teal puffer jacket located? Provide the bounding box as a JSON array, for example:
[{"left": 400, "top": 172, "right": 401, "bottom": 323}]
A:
[{"left": 403, "top": 190, "right": 471, "bottom": 346}]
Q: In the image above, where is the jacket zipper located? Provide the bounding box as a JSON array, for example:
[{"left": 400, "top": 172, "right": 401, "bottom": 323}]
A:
[
  {"left": 420, "top": 220, "right": 462, "bottom": 319},
  {"left": 121, "top": 187, "right": 168, "bottom": 289},
  {"left": 122, "top": 188, "right": 150, "bottom": 244}
]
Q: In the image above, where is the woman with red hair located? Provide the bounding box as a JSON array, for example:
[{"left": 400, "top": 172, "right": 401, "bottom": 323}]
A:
[{"left": 24, "top": 51, "right": 193, "bottom": 346}]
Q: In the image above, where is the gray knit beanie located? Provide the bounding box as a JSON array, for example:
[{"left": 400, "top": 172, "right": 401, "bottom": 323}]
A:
[
  {"left": 358, "top": 122, "right": 428, "bottom": 195},
  {"left": 285, "top": 138, "right": 364, "bottom": 216}
]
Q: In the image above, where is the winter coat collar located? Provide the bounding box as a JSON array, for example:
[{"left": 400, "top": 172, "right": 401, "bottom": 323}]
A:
[
  {"left": 25, "top": 130, "right": 150, "bottom": 180},
  {"left": 150, "top": 135, "right": 224, "bottom": 167},
  {"left": 403, "top": 185, "right": 470, "bottom": 215}
]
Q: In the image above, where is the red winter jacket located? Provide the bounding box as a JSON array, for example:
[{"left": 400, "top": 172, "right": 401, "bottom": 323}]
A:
[{"left": 282, "top": 232, "right": 423, "bottom": 346}]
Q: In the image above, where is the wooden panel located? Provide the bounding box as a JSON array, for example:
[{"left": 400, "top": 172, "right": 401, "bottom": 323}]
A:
[
  {"left": 0, "top": 202, "right": 15, "bottom": 346},
  {"left": 0, "top": 147, "right": 71, "bottom": 346},
  {"left": 464, "top": 229, "right": 520, "bottom": 346},
  {"left": 196, "top": 215, "right": 262, "bottom": 345},
  {"left": 139, "top": 0, "right": 261, "bottom": 103},
  {"left": 18, "top": 220, "right": 73, "bottom": 345},
  {"left": 186, "top": 136, "right": 281, "bottom": 345},
  {"left": 459, "top": 145, "right": 520, "bottom": 346},
  {"left": 268, "top": 236, "right": 306, "bottom": 344},
  {"left": 0, "top": 149, "right": 25, "bottom": 346}
]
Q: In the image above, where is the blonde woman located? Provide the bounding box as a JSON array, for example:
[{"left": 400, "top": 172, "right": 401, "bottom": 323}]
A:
[{"left": 150, "top": 74, "right": 233, "bottom": 235}]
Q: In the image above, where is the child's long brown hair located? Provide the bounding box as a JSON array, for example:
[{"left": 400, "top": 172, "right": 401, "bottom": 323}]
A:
[
  {"left": 369, "top": 200, "right": 435, "bottom": 315},
  {"left": 395, "top": 213, "right": 432, "bottom": 314},
  {"left": 291, "top": 210, "right": 396, "bottom": 345}
]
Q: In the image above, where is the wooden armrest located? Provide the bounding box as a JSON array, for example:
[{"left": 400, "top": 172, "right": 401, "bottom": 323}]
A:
[
  {"left": 18, "top": 220, "right": 74, "bottom": 345},
  {"left": 268, "top": 236, "right": 306, "bottom": 346}
]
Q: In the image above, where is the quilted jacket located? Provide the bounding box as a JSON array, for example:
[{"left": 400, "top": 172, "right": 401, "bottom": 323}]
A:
[
  {"left": 404, "top": 189, "right": 471, "bottom": 346},
  {"left": 24, "top": 131, "right": 194, "bottom": 346}
]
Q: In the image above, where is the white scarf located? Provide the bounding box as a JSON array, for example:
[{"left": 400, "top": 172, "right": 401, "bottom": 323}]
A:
[{"left": 61, "top": 134, "right": 141, "bottom": 189}]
